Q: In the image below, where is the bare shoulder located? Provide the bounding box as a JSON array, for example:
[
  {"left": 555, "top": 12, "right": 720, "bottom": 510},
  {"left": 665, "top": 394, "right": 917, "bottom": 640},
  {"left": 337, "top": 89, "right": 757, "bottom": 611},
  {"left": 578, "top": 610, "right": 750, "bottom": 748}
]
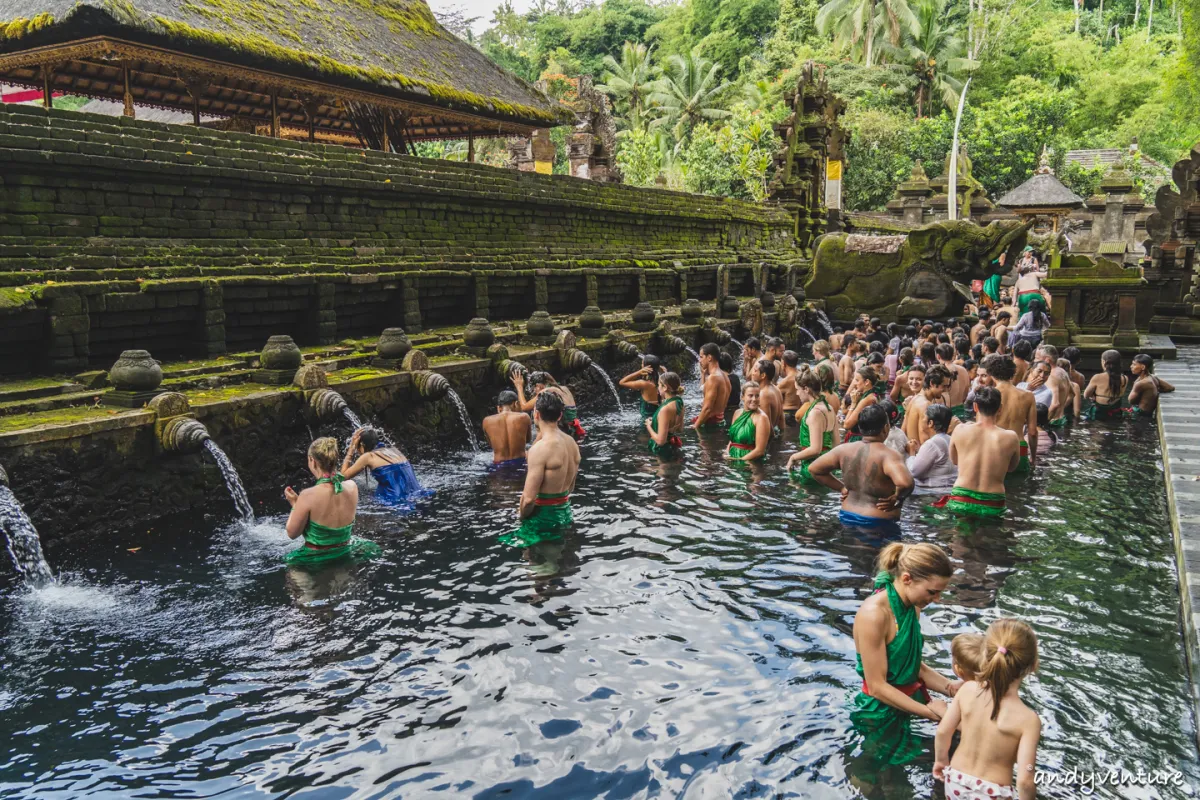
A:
[{"left": 855, "top": 591, "right": 890, "bottom": 627}]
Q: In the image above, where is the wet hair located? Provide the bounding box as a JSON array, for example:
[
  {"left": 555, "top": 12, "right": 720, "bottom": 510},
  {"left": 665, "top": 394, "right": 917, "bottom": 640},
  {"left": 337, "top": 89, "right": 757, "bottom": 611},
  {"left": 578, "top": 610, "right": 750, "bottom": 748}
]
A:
[
  {"left": 971, "top": 343, "right": 984, "bottom": 361},
  {"left": 659, "top": 371, "right": 682, "bottom": 395},
  {"left": 899, "top": 347, "right": 914, "bottom": 367},
  {"left": 783, "top": 350, "right": 799, "bottom": 367},
  {"left": 745, "top": 337, "right": 762, "bottom": 352},
  {"left": 904, "top": 325, "right": 918, "bottom": 339},
  {"left": 834, "top": 326, "right": 844, "bottom": 334},
  {"left": 742, "top": 380, "right": 760, "bottom": 398},
  {"left": 856, "top": 403, "right": 888, "bottom": 436},
  {"left": 978, "top": 618, "right": 1039, "bottom": 720},
  {"left": 933, "top": 322, "right": 945, "bottom": 334},
  {"left": 980, "top": 354, "right": 1015, "bottom": 382},
  {"left": 1011, "top": 340, "right": 1033, "bottom": 361},
  {"left": 813, "top": 341, "right": 831, "bottom": 358},
  {"left": 978, "top": 307, "right": 992, "bottom": 321},
  {"left": 1063, "top": 346, "right": 1081, "bottom": 366},
  {"left": 1036, "top": 402, "right": 1050, "bottom": 429},
  {"left": 1056, "top": 357, "right": 1072, "bottom": 375},
  {"left": 972, "top": 385, "right": 1002, "bottom": 417},
  {"left": 866, "top": 352, "right": 885, "bottom": 366},
  {"left": 937, "top": 333, "right": 951, "bottom": 344},
  {"left": 982, "top": 336, "right": 1000, "bottom": 354},
  {"left": 535, "top": 389, "right": 564, "bottom": 422},
  {"left": 924, "top": 365, "right": 951, "bottom": 388},
  {"left": 869, "top": 340, "right": 885, "bottom": 354},
  {"left": 952, "top": 633, "right": 984, "bottom": 680},
  {"left": 954, "top": 337, "right": 970, "bottom": 357},
  {"left": 855, "top": 365, "right": 877, "bottom": 385},
  {"left": 642, "top": 354, "right": 663, "bottom": 383},
  {"left": 1101, "top": 349, "right": 1123, "bottom": 398},
  {"left": 876, "top": 541, "right": 953, "bottom": 583},
  {"left": 1036, "top": 344, "right": 1058, "bottom": 362},
  {"left": 886, "top": 322, "right": 898, "bottom": 337},
  {"left": 877, "top": 397, "right": 900, "bottom": 424},
  {"left": 718, "top": 351, "right": 734, "bottom": 372},
  {"left": 926, "top": 403, "right": 953, "bottom": 433},
  {"left": 996, "top": 310, "right": 1011, "bottom": 322},
  {"left": 963, "top": 357, "right": 977, "bottom": 373},
  {"left": 815, "top": 362, "right": 837, "bottom": 392},
  {"left": 768, "top": 337, "right": 784, "bottom": 349},
  {"left": 935, "top": 343, "right": 954, "bottom": 362},
  {"left": 528, "top": 371, "right": 557, "bottom": 387},
  {"left": 919, "top": 342, "right": 937, "bottom": 366},
  {"left": 854, "top": 320, "right": 867, "bottom": 331},
  {"left": 796, "top": 368, "right": 823, "bottom": 398},
  {"left": 1132, "top": 353, "right": 1155, "bottom": 374},
  {"left": 842, "top": 332, "right": 857, "bottom": 349},
  {"left": 755, "top": 358, "right": 776, "bottom": 382},
  {"left": 700, "top": 342, "right": 722, "bottom": 360},
  {"left": 497, "top": 390, "right": 518, "bottom": 407},
  {"left": 1027, "top": 297, "right": 1047, "bottom": 325},
  {"left": 308, "top": 437, "right": 340, "bottom": 473},
  {"left": 359, "top": 427, "right": 383, "bottom": 452},
  {"left": 870, "top": 317, "right": 882, "bottom": 328}
]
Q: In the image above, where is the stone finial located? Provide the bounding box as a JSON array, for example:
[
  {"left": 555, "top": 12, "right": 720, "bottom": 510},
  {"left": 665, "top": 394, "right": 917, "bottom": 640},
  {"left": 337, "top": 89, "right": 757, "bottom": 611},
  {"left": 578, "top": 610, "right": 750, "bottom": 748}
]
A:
[
  {"left": 292, "top": 364, "right": 329, "bottom": 390},
  {"left": 1036, "top": 145, "right": 1054, "bottom": 175},
  {"left": 464, "top": 318, "right": 495, "bottom": 350},
  {"left": 377, "top": 328, "right": 412, "bottom": 360},
  {"left": 260, "top": 335, "right": 302, "bottom": 370},
  {"left": 909, "top": 160, "right": 928, "bottom": 183},
  {"left": 680, "top": 299, "right": 703, "bottom": 321},
  {"left": 109, "top": 350, "right": 162, "bottom": 392}
]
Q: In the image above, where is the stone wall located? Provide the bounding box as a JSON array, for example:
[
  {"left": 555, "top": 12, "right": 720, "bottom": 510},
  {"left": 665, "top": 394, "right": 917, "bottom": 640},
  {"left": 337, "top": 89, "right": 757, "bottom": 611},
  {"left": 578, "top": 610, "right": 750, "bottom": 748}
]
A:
[{"left": 0, "top": 104, "right": 801, "bottom": 375}]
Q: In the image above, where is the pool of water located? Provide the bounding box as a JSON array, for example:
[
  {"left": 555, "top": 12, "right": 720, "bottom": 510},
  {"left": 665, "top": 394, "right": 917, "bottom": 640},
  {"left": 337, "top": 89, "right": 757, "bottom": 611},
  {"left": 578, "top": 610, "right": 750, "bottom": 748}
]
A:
[{"left": 1, "top": 368, "right": 1197, "bottom": 799}]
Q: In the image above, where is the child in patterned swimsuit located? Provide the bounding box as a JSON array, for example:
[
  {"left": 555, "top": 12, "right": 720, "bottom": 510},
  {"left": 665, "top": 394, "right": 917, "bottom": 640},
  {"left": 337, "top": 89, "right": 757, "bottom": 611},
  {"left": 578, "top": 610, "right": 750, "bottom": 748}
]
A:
[{"left": 935, "top": 619, "right": 1041, "bottom": 800}]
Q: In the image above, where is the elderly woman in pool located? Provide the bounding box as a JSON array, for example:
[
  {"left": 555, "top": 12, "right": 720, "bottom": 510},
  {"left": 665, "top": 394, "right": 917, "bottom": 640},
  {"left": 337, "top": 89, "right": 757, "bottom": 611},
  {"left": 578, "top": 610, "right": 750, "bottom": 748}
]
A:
[{"left": 852, "top": 541, "right": 961, "bottom": 765}]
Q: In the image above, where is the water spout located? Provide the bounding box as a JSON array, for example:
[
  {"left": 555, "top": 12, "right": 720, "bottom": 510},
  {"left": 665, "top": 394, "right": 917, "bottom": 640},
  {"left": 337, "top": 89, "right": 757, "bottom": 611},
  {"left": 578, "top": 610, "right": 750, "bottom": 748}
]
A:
[
  {"left": 795, "top": 327, "right": 817, "bottom": 345},
  {"left": 612, "top": 340, "right": 641, "bottom": 361},
  {"left": 589, "top": 364, "right": 623, "bottom": 408},
  {"left": 684, "top": 346, "right": 700, "bottom": 362},
  {"left": 342, "top": 407, "right": 363, "bottom": 430},
  {"left": 413, "top": 370, "right": 450, "bottom": 401},
  {"left": 0, "top": 469, "right": 54, "bottom": 587},
  {"left": 308, "top": 387, "right": 348, "bottom": 421},
  {"left": 202, "top": 440, "right": 255, "bottom": 522},
  {"left": 161, "top": 416, "right": 212, "bottom": 453},
  {"left": 445, "top": 389, "right": 481, "bottom": 452},
  {"left": 814, "top": 310, "right": 834, "bottom": 338}
]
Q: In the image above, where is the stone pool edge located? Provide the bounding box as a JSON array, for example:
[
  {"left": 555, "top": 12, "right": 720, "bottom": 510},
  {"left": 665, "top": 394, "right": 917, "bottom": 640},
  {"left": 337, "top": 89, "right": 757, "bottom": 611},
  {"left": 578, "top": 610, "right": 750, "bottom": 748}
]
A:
[{"left": 1155, "top": 351, "right": 1200, "bottom": 753}]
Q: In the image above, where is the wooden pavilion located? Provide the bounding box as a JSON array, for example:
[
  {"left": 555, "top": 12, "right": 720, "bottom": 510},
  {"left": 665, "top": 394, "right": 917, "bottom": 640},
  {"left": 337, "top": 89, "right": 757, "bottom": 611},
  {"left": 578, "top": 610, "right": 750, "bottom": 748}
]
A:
[{"left": 0, "top": 0, "right": 574, "bottom": 151}]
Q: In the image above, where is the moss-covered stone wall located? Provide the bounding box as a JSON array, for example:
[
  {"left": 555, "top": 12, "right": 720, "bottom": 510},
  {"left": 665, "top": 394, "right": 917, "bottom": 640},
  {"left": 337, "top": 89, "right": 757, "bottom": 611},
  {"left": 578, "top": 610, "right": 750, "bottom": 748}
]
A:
[{"left": 0, "top": 105, "right": 800, "bottom": 375}]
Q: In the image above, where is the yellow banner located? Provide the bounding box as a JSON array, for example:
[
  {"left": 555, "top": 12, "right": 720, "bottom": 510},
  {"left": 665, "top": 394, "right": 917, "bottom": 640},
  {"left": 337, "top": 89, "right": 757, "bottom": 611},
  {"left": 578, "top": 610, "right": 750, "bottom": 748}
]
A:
[{"left": 826, "top": 160, "right": 843, "bottom": 180}]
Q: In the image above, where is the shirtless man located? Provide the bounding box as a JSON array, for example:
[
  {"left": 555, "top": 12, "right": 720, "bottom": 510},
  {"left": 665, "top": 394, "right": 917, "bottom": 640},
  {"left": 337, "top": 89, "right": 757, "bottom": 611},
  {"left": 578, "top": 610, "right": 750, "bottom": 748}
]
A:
[
  {"left": 753, "top": 359, "right": 784, "bottom": 431},
  {"left": 693, "top": 342, "right": 731, "bottom": 430},
  {"left": 501, "top": 391, "right": 581, "bottom": 547},
  {"left": 890, "top": 360, "right": 924, "bottom": 407},
  {"left": 1010, "top": 340, "right": 1032, "bottom": 386},
  {"left": 829, "top": 328, "right": 845, "bottom": 355},
  {"left": 980, "top": 354, "right": 1037, "bottom": 472},
  {"left": 838, "top": 334, "right": 859, "bottom": 391},
  {"left": 1128, "top": 354, "right": 1175, "bottom": 416},
  {"left": 808, "top": 404, "right": 914, "bottom": 535},
  {"left": 989, "top": 311, "right": 1011, "bottom": 353},
  {"left": 981, "top": 336, "right": 1000, "bottom": 358},
  {"left": 1034, "top": 344, "right": 1073, "bottom": 423},
  {"left": 742, "top": 337, "right": 763, "bottom": 378},
  {"left": 933, "top": 385, "right": 1020, "bottom": 518},
  {"left": 903, "top": 365, "right": 951, "bottom": 448},
  {"left": 1062, "top": 346, "right": 1086, "bottom": 394},
  {"left": 483, "top": 390, "right": 532, "bottom": 465},
  {"left": 936, "top": 343, "right": 971, "bottom": 419},
  {"left": 779, "top": 350, "right": 802, "bottom": 423},
  {"left": 1014, "top": 262, "right": 1048, "bottom": 318},
  {"left": 767, "top": 337, "right": 786, "bottom": 378}
]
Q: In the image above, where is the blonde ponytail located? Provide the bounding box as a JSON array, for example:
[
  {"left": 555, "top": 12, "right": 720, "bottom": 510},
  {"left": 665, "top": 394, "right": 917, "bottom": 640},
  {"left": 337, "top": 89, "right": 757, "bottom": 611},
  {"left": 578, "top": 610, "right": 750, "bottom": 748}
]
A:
[
  {"left": 876, "top": 542, "right": 953, "bottom": 583},
  {"left": 308, "top": 437, "right": 340, "bottom": 473},
  {"left": 977, "top": 618, "right": 1039, "bottom": 720}
]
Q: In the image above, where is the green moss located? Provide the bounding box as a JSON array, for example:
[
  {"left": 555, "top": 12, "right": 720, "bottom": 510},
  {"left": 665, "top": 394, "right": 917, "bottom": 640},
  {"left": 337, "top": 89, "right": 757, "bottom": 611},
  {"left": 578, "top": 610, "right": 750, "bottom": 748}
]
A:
[
  {"left": 0, "top": 286, "right": 36, "bottom": 310},
  {"left": 331, "top": 366, "right": 390, "bottom": 380},
  {"left": 0, "top": 13, "right": 54, "bottom": 40},
  {"left": 185, "top": 384, "right": 292, "bottom": 404},
  {"left": 0, "top": 405, "right": 127, "bottom": 435},
  {"left": 0, "top": 376, "right": 78, "bottom": 393}
]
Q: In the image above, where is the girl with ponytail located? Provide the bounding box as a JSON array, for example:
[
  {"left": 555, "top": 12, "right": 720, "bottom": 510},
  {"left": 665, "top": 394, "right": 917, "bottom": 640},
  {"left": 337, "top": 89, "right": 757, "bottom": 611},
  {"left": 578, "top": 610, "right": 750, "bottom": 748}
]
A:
[
  {"left": 935, "top": 618, "right": 1041, "bottom": 800},
  {"left": 1083, "top": 349, "right": 1128, "bottom": 420},
  {"left": 851, "top": 542, "right": 959, "bottom": 765}
]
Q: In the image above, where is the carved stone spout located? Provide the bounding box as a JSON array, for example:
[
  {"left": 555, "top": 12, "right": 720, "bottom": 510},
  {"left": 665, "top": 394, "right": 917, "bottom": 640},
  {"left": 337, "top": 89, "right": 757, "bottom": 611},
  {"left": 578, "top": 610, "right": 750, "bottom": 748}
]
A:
[
  {"left": 413, "top": 370, "right": 450, "bottom": 400},
  {"left": 562, "top": 347, "right": 594, "bottom": 371},
  {"left": 308, "top": 387, "right": 348, "bottom": 421}
]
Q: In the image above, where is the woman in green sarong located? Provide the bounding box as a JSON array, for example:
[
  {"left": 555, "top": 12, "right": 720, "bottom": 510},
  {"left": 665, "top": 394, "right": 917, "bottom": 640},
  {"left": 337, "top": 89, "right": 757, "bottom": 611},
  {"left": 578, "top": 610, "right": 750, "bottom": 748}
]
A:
[
  {"left": 852, "top": 542, "right": 959, "bottom": 766},
  {"left": 787, "top": 368, "right": 835, "bottom": 484},
  {"left": 727, "top": 382, "right": 771, "bottom": 461},
  {"left": 284, "top": 437, "right": 380, "bottom": 568},
  {"left": 619, "top": 355, "right": 663, "bottom": 420},
  {"left": 1083, "top": 349, "right": 1129, "bottom": 421},
  {"left": 645, "top": 371, "right": 685, "bottom": 458}
]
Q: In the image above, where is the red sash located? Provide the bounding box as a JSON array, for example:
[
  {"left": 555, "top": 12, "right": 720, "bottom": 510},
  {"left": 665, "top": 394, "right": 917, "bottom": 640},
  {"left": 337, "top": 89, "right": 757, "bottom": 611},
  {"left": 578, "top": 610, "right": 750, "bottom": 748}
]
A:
[
  {"left": 1016, "top": 290, "right": 1040, "bottom": 299},
  {"left": 534, "top": 494, "right": 570, "bottom": 507},
  {"left": 931, "top": 493, "right": 1005, "bottom": 510},
  {"left": 861, "top": 678, "right": 930, "bottom": 703},
  {"left": 729, "top": 441, "right": 753, "bottom": 451}
]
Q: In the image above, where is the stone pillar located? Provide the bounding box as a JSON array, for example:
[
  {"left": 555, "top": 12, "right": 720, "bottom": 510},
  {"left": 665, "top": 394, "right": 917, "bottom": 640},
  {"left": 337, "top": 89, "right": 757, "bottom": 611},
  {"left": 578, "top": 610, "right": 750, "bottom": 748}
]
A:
[
  {"left": 399, "top": 275, "right": 422, "bottom": 333},
  {"left": 46, "top": 291, "right": 89, "bottom": 372},
  {"left": 1042, "top": 286, "right": 1071, "bottom": 348},
  {"left": 475, "top": 274, "right": 490, "bottom": 319},
  {"left": 1114, "top": 289, "right": 1140, "bottom": 348},
  {"left": 585, "top": 272, "right": 599, "bottom": 308},
  {"left": 569, "top": 131, "right": 594, "bottom": 179},
  {"left": 636, "top": 269, "right": 647, "bottom": 303},
  {"left": 532, "top": 130, "right": 555, "bottom": 175},
  {"left": 675, "top": 263, "right": 689, "bottom": 304},
  {"left": 309, "top": 281, "right": 336, "bottom": 345},
  {"left": 200, "top": 280, "right": 226, "bottom": 356},
  {"left": 534, "top": 272, "right": 549, "bottom": 312}
]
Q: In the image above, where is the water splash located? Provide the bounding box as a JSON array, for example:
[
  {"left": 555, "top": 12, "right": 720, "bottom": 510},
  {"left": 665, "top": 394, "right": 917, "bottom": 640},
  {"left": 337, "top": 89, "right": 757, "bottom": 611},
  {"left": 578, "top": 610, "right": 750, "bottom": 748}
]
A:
[
  {"left": 729, "top": 338, "right": 745, "bottom": 374},
  {"left": 794, "top": 327, "right": 817, "bottom": 345},
  {"left": 589, "top": 363, "right": 622, "bottom": 408},
  {"left": 446, "top": 389, "right": 482, "bottom": 452},
  {"left": 0, "top": 485, "right": 54, "bottom": 587},
  {"left": 202, "top": 440, "right": 255, "bottom": 522},
  {"left": 814, "top": 310, "right": 834, "bottom": 338},
  {"left": 684, "top": 346, "right": 700, "bottom": 362},
  {"left": 342, "top": 406, "right": 363, "bottom": 430}
]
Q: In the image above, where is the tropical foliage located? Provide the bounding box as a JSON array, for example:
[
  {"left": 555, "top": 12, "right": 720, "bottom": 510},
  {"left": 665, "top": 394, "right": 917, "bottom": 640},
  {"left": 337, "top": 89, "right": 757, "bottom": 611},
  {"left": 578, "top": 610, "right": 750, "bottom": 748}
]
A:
[{"left": 425, "top": 0, "right": 1197, "bottom": 210}]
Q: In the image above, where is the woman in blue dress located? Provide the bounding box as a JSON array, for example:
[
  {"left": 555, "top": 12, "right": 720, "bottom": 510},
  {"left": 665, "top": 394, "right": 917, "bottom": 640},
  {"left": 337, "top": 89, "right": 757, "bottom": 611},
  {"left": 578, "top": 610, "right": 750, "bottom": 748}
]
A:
[{"left": 341, "top": 427, "right": 433, "bottom": 507}]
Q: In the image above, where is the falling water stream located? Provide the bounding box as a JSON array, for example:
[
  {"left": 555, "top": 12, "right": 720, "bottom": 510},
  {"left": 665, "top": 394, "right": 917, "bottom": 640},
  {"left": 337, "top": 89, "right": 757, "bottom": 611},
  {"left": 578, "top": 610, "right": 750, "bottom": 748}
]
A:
[
  {"left": 446, "top": 389, "right": 482, "bottom": 452},
  {"left": 815, "top": 309, "right": 834, "bottom": 337},
  {"left": 683, "top": 346, "right": 700, "bottom": 362},
  {"left": 588, "top": 363, "right": 622, "bottom": 408},
  {"left": 0, "top": 485, "right": 54, "bottom": 587},
  {"left": 201, "top": 440, "right": 255, "bottom": 522},
  {"left": 342, "top": 406, "right": 363, "bottom": 431}
]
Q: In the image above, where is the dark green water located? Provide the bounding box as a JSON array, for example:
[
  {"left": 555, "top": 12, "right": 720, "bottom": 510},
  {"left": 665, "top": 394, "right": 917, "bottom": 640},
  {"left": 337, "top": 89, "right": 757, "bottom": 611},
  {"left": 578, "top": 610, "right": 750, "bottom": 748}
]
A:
[{"left": 0, "top": 368, "right": 1196, "bottom": 798}]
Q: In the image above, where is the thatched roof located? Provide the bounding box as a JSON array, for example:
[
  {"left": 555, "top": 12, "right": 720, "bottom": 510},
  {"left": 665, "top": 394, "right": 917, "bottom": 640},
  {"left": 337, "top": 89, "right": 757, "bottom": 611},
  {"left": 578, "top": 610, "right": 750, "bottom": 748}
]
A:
[
  {"left": 0, "top": 0, "right": 572, "bottom": 132},
  {"left": 996, "top": 172, "right": 1084, "bottom": 210}
]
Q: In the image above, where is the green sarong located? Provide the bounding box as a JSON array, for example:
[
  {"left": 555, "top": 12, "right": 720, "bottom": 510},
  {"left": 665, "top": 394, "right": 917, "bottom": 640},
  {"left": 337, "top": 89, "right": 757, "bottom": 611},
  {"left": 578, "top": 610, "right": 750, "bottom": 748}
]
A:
[
  {"left": 1016, "top": 290, "right": 1041, "bottom": 318},
  {"left": 791, "top": 398, "right": 834, "bottom": 485},
  {"left": 950, "top": 404, "right": 969, "bottom": 421},
  {"left": 728, "top": 409, "right": 760, "bottom": 460},
  {"left": 1047, "top": 414, "right": 1069, "bottom": 428},
  {"left": 500, "top": 492, "right": 573, "bottom": 547},
  {"left": 1014, "top": 439, "right": 1031, "bottom": 473},
  {"left": 1083, "top": 399, "right": 1124, "bottom": 421},
  {"left": 983, "top": 273, "right": 1002, "bottom": 304},
  {"left": 648, "top": 396, "right": 684, "bottom": 458},
  {"left": 284, "top": 474, "right": 380, "bottom": 567},
  {"left": 851, "top": 572, "right": 931, "bottom": 766},
  {"left": 639, "top": 397, "right": 660, "bottom": 421},
  {"left": 931, "top": 485, "right": 1006, "bottom": 518}
]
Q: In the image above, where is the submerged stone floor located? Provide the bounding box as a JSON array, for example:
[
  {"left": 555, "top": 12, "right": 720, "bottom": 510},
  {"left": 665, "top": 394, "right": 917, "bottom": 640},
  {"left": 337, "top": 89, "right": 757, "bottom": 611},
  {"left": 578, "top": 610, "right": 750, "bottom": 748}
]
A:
[{"left": 1156, "top": 343, "right": 1200, "bottom": 747}]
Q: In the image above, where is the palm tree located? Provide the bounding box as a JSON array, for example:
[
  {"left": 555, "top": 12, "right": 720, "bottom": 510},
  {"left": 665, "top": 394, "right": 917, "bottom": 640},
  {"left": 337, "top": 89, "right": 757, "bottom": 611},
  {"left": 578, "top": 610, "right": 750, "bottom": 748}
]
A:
[
  {"left": 596, "top": 42, "right": 658, "bottom": 132},
  {"left": 890, "top": 0, "right": 976, "bottom": 117},
  {"left": 816, "top": 0, "right": 918, "bottom": 66},
  {"left": 646, "top": 47, "right": 732, "bottom": 141}
]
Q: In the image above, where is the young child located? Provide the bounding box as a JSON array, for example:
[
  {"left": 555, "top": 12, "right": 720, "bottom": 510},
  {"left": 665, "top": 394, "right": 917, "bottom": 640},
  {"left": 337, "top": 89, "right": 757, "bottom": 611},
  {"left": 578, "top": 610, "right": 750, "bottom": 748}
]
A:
[
  {"left": 1035, "top": 403, "right": 1057, "bottom": 456},
  {"left": 935, "top": 619, "right": 1041, "bottom": 800},
  {"left": 951, "top": 632, "right": 984, "bottom": 682}
]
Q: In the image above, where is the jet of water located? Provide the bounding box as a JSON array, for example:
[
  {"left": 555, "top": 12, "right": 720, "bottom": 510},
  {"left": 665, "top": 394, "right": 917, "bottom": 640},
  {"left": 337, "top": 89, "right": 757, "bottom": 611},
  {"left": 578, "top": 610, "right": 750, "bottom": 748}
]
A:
[
  {"left": 815, "top": 310, "right": 834, "bottom": 338},
  {"left": 343, "top": 406, "right": 363, "bottom": 430},
  {"left": 202, "top": 440, "right": 255, "bottom": 522},
  {"left": 589, "top": 363, "right": 622, "bottom": 408},
  {"left": 446, "top": 389, "right": 482, "bottom": 452},
  {"left": 684, "top": 346, "right": 701, "bottom": 364},
  {"left": 794, "top": 327, "right": 817, "bottom": 345},
  {"left": 0, "top": 485, "right": 54, "bottom": 587}
]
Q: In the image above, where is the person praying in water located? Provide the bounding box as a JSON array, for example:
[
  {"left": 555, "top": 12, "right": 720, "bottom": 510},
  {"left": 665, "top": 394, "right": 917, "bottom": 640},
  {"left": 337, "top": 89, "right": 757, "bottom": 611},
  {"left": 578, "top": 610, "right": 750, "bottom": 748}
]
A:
[
  {"left": 500, "top": 391, "right": 581, "bottom": 548},
  {"left": 284, "top": 437, "right": 379, "bottom": 566},
  {"left": 619, "top": 355, "right": 664, "bottom": 420},
  {"left": 482, "top": 390, "right": 532, "bottom": 466},
  {"left": 645, "top": 371, "right": 685, "bottom": 458},
  {"left": 341, "top": 427, "right": 434, "bottom": 507}
]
